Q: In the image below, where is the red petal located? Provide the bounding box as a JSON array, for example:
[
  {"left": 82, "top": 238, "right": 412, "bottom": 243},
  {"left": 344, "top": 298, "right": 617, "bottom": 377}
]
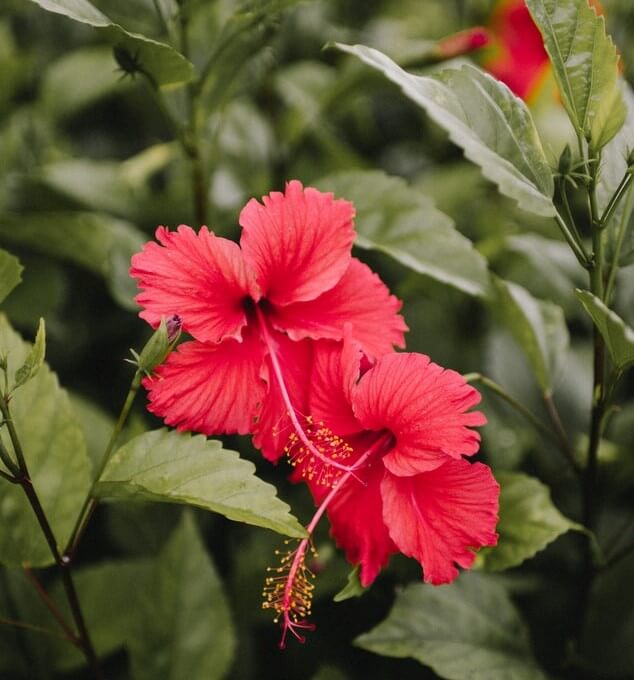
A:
[
  {"left": 309, "top": 333, "right": 363, "bottom": 438},
  {"left": 143, "top": 331, "right": 265, "bottom": 435},
  {"left": 131, "top": 226, "right": 257, "bottom": 344},
  {"left": 353, "top": 353, "right": 486, "bottom": 476},
  {"left": 315, "top": 435, "right": 397, "bottom": 587},
  {"left": 381, "top": 460, "right": 499, "bottom": 585},
  {"left": 252, "top": 332, "right": 314, "bottom": 462},
  {"left": 239, "top": 180, "right": 355, "bottom": 306},
  {"left": 269, "top": 258, "right": 407, "bottom": 359}
]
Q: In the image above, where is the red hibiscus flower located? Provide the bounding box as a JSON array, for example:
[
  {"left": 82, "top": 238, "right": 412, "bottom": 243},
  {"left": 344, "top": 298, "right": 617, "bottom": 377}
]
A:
[
  {"left": 263, "top": 337, "right": 499, "bottom": 647},
  {"left": 130, "top": 181, "right": 407, "bottom": 440},
  {"left": 295, "top": 337, "right": 499, "bottom": 587},
  {"left": 483, "top": 0, "right": 605, "bottom": 101}
]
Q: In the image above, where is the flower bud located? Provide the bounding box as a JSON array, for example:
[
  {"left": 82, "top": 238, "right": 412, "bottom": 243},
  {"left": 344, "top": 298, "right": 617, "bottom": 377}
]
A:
[{"left": 133, "top": 315, "right": 181, "bottom": 375}]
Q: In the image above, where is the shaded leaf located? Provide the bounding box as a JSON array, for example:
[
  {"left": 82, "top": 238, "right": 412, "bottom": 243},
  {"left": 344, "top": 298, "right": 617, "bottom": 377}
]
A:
[
  {"left": 493, "top": 278, "right": 569, "bottom": 395},
  {"left": 576, "top": 289, "right": 634, "bottom": 371},
  {"left": 14, "top": 318, "right": 46, "bottom": 389},
  {"left": 96, "top": 429, "right": 307, "bottom": 538},
  {"left": 0, "top": 315, "right": 91, "bottom": 566},
  {"left": 333, "top": 565, "right": 366, "bottom": 602},
  {"left": 0, "top": 213, "right": 145, "bottom": 309},
  {"left": 0, "top": 248, "right": 22, "bottom": 304},
  {"left": 41, "top": 46, "right": 126, "bottom": 118},
  {"left": 526, "top": 0, "right": 625, "bottom": 149},
  {"left": 68, "top": 393, "right": 114, "bottom": 474},
  {"left": 50, "top": 560, "right": 152, "bottom": 671},
  {"left": 477, "top": 472, "right": 582, "bottom": 571},
  {"left": 356, "top": 573, "right": 548, "bottom": 680},
  {"left": 128, "top": 512, "right": 235, "bottom": 680},
  {"left": 26, "top": 0, "right": 194, "bottom": 87},
  {"left": 316, "top": 170, "right": 491, "bottom": 297},
  {"left": 335, "top": 44, "right": 555, "bottom": 217}
]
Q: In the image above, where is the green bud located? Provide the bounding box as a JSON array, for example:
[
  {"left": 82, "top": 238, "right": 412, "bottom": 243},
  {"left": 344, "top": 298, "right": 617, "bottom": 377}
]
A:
[
  {"left": 133, "top": 315, "right": 182, "bottom": 376},
  {"left": 558, "top": 144, "right": 572, "bottom": 175}
]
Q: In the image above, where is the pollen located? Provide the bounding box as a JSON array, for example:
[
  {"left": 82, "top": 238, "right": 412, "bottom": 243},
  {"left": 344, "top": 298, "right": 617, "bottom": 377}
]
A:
[
  {"left": 283, "top": 417, "right": 354, "bottom": 487},
  {"left": 262, "top": 538, "right": 317, "bottom": 648}
]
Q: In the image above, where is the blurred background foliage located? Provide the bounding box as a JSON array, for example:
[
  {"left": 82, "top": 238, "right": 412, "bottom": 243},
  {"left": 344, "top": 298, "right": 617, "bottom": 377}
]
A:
[{"left": 0, "top": 0, "right": 633, "bottom": 678}]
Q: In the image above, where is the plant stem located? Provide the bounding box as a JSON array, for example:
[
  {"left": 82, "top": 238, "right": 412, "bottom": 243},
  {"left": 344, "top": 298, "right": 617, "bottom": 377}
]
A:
[
  {"left": 0, "top": 438, "right": 20, "bottom": 477},
  {"left": 599, "top": 168, "right": 633, "bottom": 229},
  {"left": 464, "top": 373, "right": 580, "bottom": 475},
  {"left": 0, "top": 398, "right": 103, "bottom": 678},
  {"left": 543, "top": 393, "right": 581, "bottom": 476},
  {"left": 66, "top": 370, "right": 142, "bottom": 558},
  {"left": 23, "top": 566, "right": 77, "bottom": 644},
  {"left": 554, "top": 210, "right": 591, "bottom": 269},
  {"left": 0, "top": 616, "right": 70, "bottom": 643},
  {"left": 604, "top": 184, "right": 634, "bottom": 304}
]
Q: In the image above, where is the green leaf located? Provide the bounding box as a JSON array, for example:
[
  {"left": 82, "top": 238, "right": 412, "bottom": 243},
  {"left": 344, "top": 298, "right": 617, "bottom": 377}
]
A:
[
  {"left": 526, "top": 0, "right": 625, "bottom": 149},
  {"left": 493, "top": 278, "right": 569, "bottom": 395},
  {"left": 335, "top": 44, "right": 555, "bottom": 217},
  {"left": 50, "top": 560, "right": 152, "bottom": 671},
  {"left": 477, "top": 472, "right": 582, "bottom": 571},
  {"left": 0, "top": 315, "right": 91, "bottom": 567},
  {"left": 333, "top": 565, "right": 366, "bottom": 602},
  {"left": 26, "top": 0, "right": 194, "bottom": 87},
  {"left": 0, "top": 213, "right": 145, "bottom": 309},
  {"left": 315, "top": 170, "right": 491, "bottom": 297},
  {"left": 128, "top": 512, "right": 236, "bottom": 680},
  {"left": 69, "top": 393, "right": 114, "bottom": 474},
  {"left": 13, "top": 317, "right": 46, "bottom": 389},
  {"left": 0, "top": 248, "right": 22, "bottom": 303},
  {"left": 575, "top": 289, "right": 634, "bottom": 371},
  {"left": 355, "top": 573, "right": 548, "bottom": 680},
  {"left": 96, "top": 429, "right": 307, "bottom": 538}
]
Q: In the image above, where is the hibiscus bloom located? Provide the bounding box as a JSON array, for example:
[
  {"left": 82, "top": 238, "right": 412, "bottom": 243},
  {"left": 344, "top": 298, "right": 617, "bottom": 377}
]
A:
[
  {"left": 294, "top": 337, "right": 499, "bottom": 587},
  {"left": 482, "top": 0, "right": 605, "bottom": 101},
  {"left": 130, "top": 181, "right": 407, "bottom": 442}
]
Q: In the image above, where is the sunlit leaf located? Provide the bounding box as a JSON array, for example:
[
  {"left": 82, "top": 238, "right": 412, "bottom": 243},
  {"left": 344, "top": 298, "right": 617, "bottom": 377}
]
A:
[
  {"left": 477, "top": 472, "right": 582, "bottom": 571},
  {"left": 0, "top": 316, "right": 91, "bottom": 567},
  {"left": 0, "top": 248, "right": 22, "bottom": 303},
  {"left": 14, "top": 317, "right": 46, "bottom": 389},
  {"left": 356, "top": 573, "right": 548, "bottom": 680},
  {"left": 0, "top": 213, "right": 145, "bottom": 309},
  {"left": 526, "top": 0, "right": 625, "bottom": 149},
  {"left": 128, "top": 513, "right": 236, "bottom": 680},
  {"left": 335, "top": 44, "right": 555, "bottom": 217},
  {"left": 316, "top": 170, "right": 491, "bottom": 297},
  {"left": 96, "top": 429, "right": 307, "bottom": 538},
  {"left": 26, "top": 0, "right": 194, "bottom": 87},
  {"left": 576, "top": 289, "right": 634, "bottom": 371}
]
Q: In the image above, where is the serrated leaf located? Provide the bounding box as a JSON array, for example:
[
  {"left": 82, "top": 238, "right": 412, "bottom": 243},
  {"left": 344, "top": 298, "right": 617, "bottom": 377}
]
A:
[
  {"left": 14, "top": 318, "right": 46, "bottom": 389},
  {"left": 355, "top": 573, "right": 548, "bottom": 680},
  {"left": 477, "top": 472, "right": 582, "bottom": 571},
  {"left": 526, "top": 0, "right": 625, "bottom": 149},
  {"left": 335, "top": 43, "right": 555, "bottom": 217},
  {"left": 96, "top": 429, "right": 307, "bottom": 538},
  {"left": 493, "top": 278, "right": 570, "bottom": 395},
  {"left": 575, "top": 289, "right": 634, "bottom": 371},
  {"left": 128, "top": 513, "right": 235, "bottom": 680},
  {"left": 0, "top": 248, "right": 22, "bottom": 303},
  {"left": 0, "top": 213, "right": 145, "bottom": 309},
  {"left": 0, "top": 315, "right": 91, "bottom": 567},
  {"left": 315, "top": 170, "right": 491, "bottom": 297},
  {"left": 333, "top": 565, "right": 366, "bottom": 602},
  {"left": 27, "top": 0, "right": 194, "bottom": 87}
]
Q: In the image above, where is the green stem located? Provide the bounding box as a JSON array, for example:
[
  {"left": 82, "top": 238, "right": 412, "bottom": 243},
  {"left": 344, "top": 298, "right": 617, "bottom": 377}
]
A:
[
  {"left": 0, "top": 438, "right": 20, "bottom": 477},
  {"left": 543, "top": 393, "right": 581, "bottom": 476},
  {"left": 0, "top": 616, "right": 71, "bottom": 643},
  {"left": 65, "top": 370, "right": 142, "bottom": 558},
  {"left": 603, "top": 540, "right": 634, "bottom": 570},
  {"left": 23, "top": 566, "right": 77, "bottom": 644},
  {"left": 599, "top": 169, "right": 633, "bottom": 230},
  {"left": 605, "top": 184, "right": 634, "bottom": 304},
  {"left": 0, "top": 398, "right": 103, "bottom": 678},
  {"left": 554, "top": 210, "right": 591, "bottom": 269},
  {"left": 463, "top": 373, "right": 578, "bottom": 469}
]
